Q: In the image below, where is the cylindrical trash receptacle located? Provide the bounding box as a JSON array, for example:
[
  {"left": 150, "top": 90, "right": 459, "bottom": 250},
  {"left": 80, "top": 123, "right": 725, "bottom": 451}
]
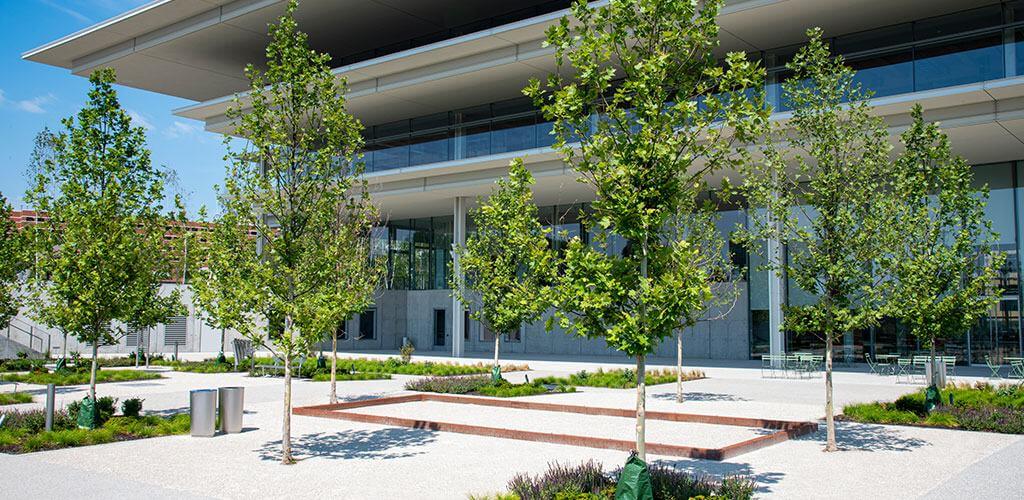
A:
[
  {"left": 190, "top": 389, "right": 217, "bottom": 437},
  {"left": 218, "top": 386, "right": 244, "bottom": 434}
]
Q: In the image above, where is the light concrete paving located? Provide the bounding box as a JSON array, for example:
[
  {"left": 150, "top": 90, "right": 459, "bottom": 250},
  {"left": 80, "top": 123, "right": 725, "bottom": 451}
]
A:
[{"left": 0, "top": 353, "right": 1020, "bottom": 499}]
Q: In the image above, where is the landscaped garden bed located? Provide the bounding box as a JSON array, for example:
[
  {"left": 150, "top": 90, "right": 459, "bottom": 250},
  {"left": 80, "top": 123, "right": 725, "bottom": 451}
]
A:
[
  {"left": 0, "top": 359, "right": 48, "bottom": 373},
  {"left": 841, "top": 383, "right": 1024, "bottom": 434},
  {"left": 534, "top": 368, "right": 705, "bottom": 389},
  {"left": 312, "top": 357, "right": 529, "bottom": 377},
  {"left": 0, "top": 392, "right": 33, "bottom": 405},
  {"left": 471, "top": 460, "right": 755, "bottom": 500},
  {"left": 406, "top": 375, "right": 574, "bottom": 397},
  {"left": 1, "top": 369, "right": 162, "bottom": 386},
  {"left": 0, "top": 398, "right": 189, "bottom": 454}
]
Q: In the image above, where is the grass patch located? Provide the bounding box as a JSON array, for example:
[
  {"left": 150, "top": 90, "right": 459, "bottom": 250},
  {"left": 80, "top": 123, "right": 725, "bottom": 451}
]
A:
[
  {"left": 0, "top": 409, "right": 190, "bottom": 454},
  {"left": 499, "top": 460, "right": 756, "bottom": 500},
  {"left": 310, "top": 372, "right": 391, "bottom": 382},
  {"left": 246, "top": 356, "right": 530, "bottom": 379},
  {"left": 534, "top": 368, "right": 705, "bottom": 389},
  {"left": 842, "top": 382, "right": 1024, "bottom": 434},
  {"left": 406, "top": 375, "right": 574, "bottom": 398},
  {"left": 1, "top": 369, "right": 162, "bottom": 386},
  {"left": 0, "top": 359, "right": 47, "bottom": 373},
  {"left": 0, "top": 392, "right": 33, "bottom": 405}
]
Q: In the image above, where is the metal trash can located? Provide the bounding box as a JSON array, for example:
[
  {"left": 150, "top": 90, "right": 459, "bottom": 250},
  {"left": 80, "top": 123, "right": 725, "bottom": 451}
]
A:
[
  {"left": 190, "top": 389, "right": 217, "bottom": 437},
  {"left": 218, "top": 386, "right": 244, "bottom": 434}
]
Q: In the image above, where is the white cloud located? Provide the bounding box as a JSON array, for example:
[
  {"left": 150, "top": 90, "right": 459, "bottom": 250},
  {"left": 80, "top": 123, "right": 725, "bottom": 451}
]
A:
[
  {"left": 39, "top": 0, "right": 92, "bottom": 23},
  {"left": 0, "top": 89, "right": 55, "bottom": 114},
  {"left": 163, "top": 120, "right": 203, "bottom": 139},
  {"left": 127, "top": 109, "right": 154, "bottom": 130}
]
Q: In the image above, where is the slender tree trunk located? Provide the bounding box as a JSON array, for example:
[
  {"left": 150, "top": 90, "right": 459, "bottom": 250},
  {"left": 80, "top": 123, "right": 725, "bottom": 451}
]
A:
[
  {"left": 493, "top": 334, "right": 500, "bottom": 369},
  {"left": 282, "top": 352, "right": 294, "bottom": 464},
  {"left": 330, "top": 331, "right": 338, "bottom": 404},
  {"left": 676, "top": 331, "right": 683, "bottom": 403},
  {"left": 221, "top": 328, "right": 226, "bottom": 355},
  {"left": 636, "top": 354, "right": 647, "bottom": 460},
  {"left": 89, "top": 340, "right": 99, "bottom": 402},
  {"left": 824, "top": 335, "right": 837, "bottom": 452},
  {"left": 62, "top": 331, "right": 67, "bottom": 363},
  {"left": 929, "top": 338, "right": 938, "bottom": 387}
]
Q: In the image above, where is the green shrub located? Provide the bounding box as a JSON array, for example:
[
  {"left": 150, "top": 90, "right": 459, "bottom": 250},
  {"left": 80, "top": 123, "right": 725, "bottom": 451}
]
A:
[
  {"left": 406, "top": 375, "right": 573, "bottom": 397},
  {"left": 1, "top": 370, "right": 161, "bottom": 386},
  {"left": 535, "top": 369, "right": 704, "bottom": 389},
  {"left": 0, "top": 409, "right": 190, "bottom": 453},
  {"left": 309, "top": 372, "right": 391, "bottom": 382},
  {"left": 0, "top": 359, "right": 47, "bottom": 372},
  {"left": 0, "top": 392, "right": 33, "bottom": 405},
  {"left": 505, "top": 461, "right": 751, "bottom": 500},
  {"left": 843, "top": 383, "right": 1024, "bottom": 434},
  {"left": 122, "top": 398, "right": 144, "bottom": 418}
]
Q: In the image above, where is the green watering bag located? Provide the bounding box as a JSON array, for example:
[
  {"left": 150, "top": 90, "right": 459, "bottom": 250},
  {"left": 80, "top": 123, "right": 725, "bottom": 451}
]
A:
[
  {"left": 615, "top": 452, "right": 654, "bottom": 500},
  {"left": 76, "top": 396, "right": 96, "bottom": 430}
]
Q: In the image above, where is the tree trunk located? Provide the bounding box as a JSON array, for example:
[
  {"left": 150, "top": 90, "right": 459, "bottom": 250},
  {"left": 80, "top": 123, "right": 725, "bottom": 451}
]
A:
[
  {"left": 929, "top": 338, "right": 938, "bottom": 387},
  {"left": 676, "top": 331, "right": 683, "bottom": 403},
  {"left": 824, "top": 335, "right": 837, "bottom": 452},
  {"left": 62, "top": 331, "right": 67, "bottom": 363},
  {"left": 493, "top": 334, "right": 500, "bottom": 369},
  {"left": 89, "top": 341, "right": 99, "bottom": 402},
  {"left": 330, "top": 331, "right": 338, "bottom": 404},
  {"left": 220, "top": 328, "right": 226, "bottom": 355},
  {"left": 282, "top": 353, "right": 294, "bottom": 464},
  {"left": 636, "top": 354, "right": 647, "bottom": 460}
]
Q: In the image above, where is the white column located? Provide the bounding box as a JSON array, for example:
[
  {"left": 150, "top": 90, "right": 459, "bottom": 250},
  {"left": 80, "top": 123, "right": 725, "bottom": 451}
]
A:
[
  {"left": 451, "top": 196, "right": 468, "bottom": 357},
  {"left": 767, "top": 237, "right": 785, "bottom": 361}
]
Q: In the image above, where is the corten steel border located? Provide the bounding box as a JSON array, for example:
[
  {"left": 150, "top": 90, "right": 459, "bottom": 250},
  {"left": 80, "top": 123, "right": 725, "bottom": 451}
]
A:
[{"left": 294, "top": 393, "right": 818, "bottom": 461}]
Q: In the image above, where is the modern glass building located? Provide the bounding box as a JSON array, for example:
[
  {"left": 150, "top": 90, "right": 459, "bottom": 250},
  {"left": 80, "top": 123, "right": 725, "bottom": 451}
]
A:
[{"left": 23, "top": 0, "right": 1024, "bottom": 363}]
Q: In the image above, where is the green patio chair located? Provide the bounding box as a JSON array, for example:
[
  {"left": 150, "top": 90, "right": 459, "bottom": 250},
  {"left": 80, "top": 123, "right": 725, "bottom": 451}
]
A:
[
  {"left": 895, "top": 358, "right": 913, "bottom": 384},
  {"left": 984, "top": 356, "right": 1003, "bottom": 379},
  {"left": 1009, "top": 360, "right": 1024, "bottom": 380},
  {"left": 864, "top": 353, "right": 881, "bottom": 375},
  {"left": 761, "top": 354, "right": 776, "bottom": 378}
]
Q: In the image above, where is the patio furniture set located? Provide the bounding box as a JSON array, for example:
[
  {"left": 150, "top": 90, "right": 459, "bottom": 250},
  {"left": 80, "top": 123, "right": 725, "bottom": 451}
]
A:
[
  {"left": 864, "top": 353, "right": 958, "bottom": 384},
  {"left": 760, "top": 353, "right": 824, "bottom": 379},
  {"left": 984, "top": 356, "right": 1024, "bottom": 382}
]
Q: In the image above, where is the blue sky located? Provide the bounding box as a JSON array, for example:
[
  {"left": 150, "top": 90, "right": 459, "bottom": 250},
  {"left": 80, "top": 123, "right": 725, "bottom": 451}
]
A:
[{"left": 0, "top": 0, "right": 231, "bottom": 216}]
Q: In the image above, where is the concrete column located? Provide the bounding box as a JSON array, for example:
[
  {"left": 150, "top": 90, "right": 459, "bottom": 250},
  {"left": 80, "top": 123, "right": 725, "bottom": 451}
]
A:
[
  {"left": 767, "top": 237, "right": 785, "bottom": 360},
  {"left": 451, "top": 196, "right": 468, "bottom": 357}
]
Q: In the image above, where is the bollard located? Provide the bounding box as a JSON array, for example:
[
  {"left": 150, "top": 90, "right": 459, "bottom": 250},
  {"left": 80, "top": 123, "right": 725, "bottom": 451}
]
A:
[
  {"left": 190, "top": 389, "right": 217, "bottom": 437},
  {"left": 218, "top": 387, "right": 245, "bottom": 434},
  {"left": 45, "top": 384, "right": 56, "bottom": 431}
]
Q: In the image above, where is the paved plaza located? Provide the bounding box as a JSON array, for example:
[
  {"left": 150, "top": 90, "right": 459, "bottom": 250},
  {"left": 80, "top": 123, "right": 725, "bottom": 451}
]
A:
[{"left": 1, "top": 353, "right": 1021, "bottom": 499}]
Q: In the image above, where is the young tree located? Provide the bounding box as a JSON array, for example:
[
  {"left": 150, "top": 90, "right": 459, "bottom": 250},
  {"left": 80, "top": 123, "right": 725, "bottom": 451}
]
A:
[
  {"left": 25, "top": 68, "right": 183, "bottom": 406},
  {"left": 454, "top": 159, "right": 554, "bottom": 381},
  {"left": 886, "top": 105, "right": 1003, "bottom": 386},
  {"left": 526, "top": 0, "right": 767, "bottom": 460},
  {"left": 0, "top": 194, "right": 25, "bottom": 330},
  {"left": 735, "top": 29, "right": 895, "bottom": 451},
  {"left": 665, "top": 201, "right": 739, "bottom": 403},
  {"left": 322, "top": 201, "right": 385, "bottom": 404},
  {"left": 193, "top": 0, "right": 367, "bottom": 464}
]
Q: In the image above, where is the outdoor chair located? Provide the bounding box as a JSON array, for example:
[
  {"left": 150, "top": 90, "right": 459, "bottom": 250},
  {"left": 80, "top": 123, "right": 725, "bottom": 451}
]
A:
[
  {"left": 911, "top": 358, "right": 928, "bottom": 384},
  {"left": 1010, "top": 360, "right": 1024, "bottom": 381},
  {"left": 761, "top": 354, "right": 776, "bottom": 378},
  {"left": 864, "top": 353, "right": 881, "bottom": 375},
  {"left": 895, "top": 358, "right": 913, "bottom": 384},
  {"left": 785, "top": 355, "right": 803, "bottom": 379},
  {"left": 942, "top": 356, "right": 957, "bottom": 378},
  {"left": 985, "top": 355, "right": 1003, "bottom": 379}
]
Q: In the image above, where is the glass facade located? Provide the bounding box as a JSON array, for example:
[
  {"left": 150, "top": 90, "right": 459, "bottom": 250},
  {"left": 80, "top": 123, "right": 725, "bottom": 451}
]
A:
[
  {"left": 770, "top": 162, "right": 1024, "bottom": 365},
  {"left": 361, "top": 2, "right": 1024, "bottom": 175}
]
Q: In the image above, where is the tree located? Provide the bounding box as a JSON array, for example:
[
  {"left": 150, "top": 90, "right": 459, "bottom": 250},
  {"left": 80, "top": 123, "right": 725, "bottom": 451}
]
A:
[
  {"left": 526, "top": 0, "right": 767, "bottom": 460},
  {"left": 454, "top": 159, "right": 554, "bottom": 380},
  {"left": 0, "top": 194, "right": 25, "bottom": 330},
  {"left": 886, "top": 105, "right": 1003, "bottom": 385},
  {"left": 322, "top": 201, "right": 385, "bottom": 404},
  {"left": 734, "top": 29, "right": 895, "bottom": 451},
  {"left": 193, "top": 0, "right": 367, "bottom": 464},
  {"left": 665, "top": 202, "right": 739, "bottom": 403},
  {"left": 25, "top": 68, "right": 183, "bottom": 405}
]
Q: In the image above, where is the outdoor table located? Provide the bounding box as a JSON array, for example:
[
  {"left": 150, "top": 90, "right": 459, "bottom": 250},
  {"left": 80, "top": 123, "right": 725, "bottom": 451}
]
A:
[{"left": 875, "top": 354, "right": 899, "bottom": 375}]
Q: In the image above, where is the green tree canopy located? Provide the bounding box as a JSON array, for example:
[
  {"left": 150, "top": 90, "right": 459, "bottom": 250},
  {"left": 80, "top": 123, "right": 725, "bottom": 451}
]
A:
[
  {"left": 885, "top": 105, "right": 1003, "bottom": 374},
  {"left": 526, "top": 0, "right": 768, "bottom": 460},
  {"left": 25, "top": 68, "right": 183, "bottom": 403},
  {"left": 734, "top": 28, "right": 896, "bottom": 451},
  {"left": 191, "top": 0, "right": 370, "bottom": 464},
  {"left": 454, "top": 159, "right": 554, "bottom": 377},
  {"left": 0, "top": 194, "right": 26, "bottom": 330}
]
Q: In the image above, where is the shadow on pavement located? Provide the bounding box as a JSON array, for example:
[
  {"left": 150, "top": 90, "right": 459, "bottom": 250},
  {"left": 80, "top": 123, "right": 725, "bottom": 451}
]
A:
[
  {"left": 650, "top": 391, "right": 750, "bottom": 402},
  {"left": 650, "top": 458, "right": 785, "bottom": 495},
  {"left": 797, "top": 421, "right": 929, "bottom": 452},
  {"left": 256, "top": 427, "right": 438, "bottom": 462}
]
